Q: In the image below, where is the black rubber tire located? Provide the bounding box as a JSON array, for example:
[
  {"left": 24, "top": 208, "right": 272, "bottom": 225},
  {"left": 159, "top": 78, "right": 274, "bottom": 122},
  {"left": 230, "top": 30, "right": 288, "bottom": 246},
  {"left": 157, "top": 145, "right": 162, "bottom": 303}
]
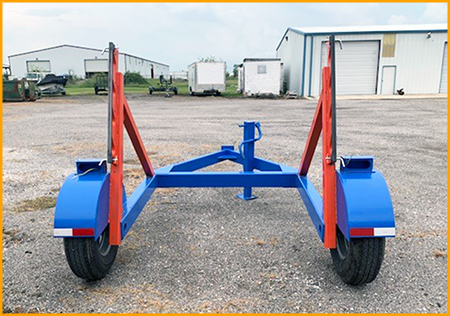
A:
[
  {"left": 94, "top": 87, "right": 98, "bottom": 95},
  {"left": 173, "top": 88, "right": 178, "bottom": 95},
  {"left": 64, "top": 228, "right": 118, "bottom": 281},
  {"left": 330, "top": 229, "right": 385, "bottom": 285},
  {"left": 149, "top": 89, "right": 153, "bottom": 95}
]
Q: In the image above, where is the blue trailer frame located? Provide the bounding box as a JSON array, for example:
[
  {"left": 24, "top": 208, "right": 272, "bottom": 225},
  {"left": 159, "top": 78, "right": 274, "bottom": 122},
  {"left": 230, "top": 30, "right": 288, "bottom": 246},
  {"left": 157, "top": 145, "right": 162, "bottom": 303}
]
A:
[{"left": 54, "top": 38, "right": 395, "bottom": 285}]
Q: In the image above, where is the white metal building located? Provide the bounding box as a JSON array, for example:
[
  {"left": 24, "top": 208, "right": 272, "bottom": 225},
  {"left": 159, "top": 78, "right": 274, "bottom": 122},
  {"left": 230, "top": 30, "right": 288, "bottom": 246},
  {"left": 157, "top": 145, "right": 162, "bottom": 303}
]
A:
[
  {"left": 170, "top": 70, "right": 188, "bottom": 80},
  {"left": 276, "top": 24, "right": 448, "bottom": 96},
  {"left": 238, "top": 58, "right": 284, "bottom": 96},
  {"left": 8, "top": 44, "right": 169, "bottom": 79}
]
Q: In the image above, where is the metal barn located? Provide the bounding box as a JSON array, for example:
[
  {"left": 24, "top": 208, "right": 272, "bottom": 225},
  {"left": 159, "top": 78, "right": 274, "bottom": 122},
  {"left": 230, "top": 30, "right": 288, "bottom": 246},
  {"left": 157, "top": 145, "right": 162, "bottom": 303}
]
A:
[
  {"left": 8, "top": 44, "right": 169, "bottom": 79},
  {"left": 276, "top": 24, "right": 448, "bottom": 96},
  {"left": 238, "top": 58, "right": 284, "bottom": 96}
]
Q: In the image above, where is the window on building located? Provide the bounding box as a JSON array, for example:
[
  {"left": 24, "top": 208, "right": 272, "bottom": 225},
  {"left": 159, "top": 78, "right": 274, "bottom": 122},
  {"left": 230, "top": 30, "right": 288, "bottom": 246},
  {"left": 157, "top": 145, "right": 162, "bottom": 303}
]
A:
[
  {"left": 382, "top": 34, "right": 396, "bottom": 58},
  {"left": 258, "top": 65, "right": 267, "bottom": 74}
]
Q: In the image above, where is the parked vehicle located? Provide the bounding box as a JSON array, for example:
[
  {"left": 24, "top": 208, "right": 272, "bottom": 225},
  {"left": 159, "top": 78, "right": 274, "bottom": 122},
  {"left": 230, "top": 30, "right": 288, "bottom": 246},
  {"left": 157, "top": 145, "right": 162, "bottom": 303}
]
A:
[
  {"left": 149, "top": 75, "right": 178, "bottom": 95},
  {"left": 188, "top": 61, "right": 226, "bottom": 95},
  {"left": 94, "top": 74, "right": 108, "bottom": 95},
  {"left": 37, "top": 74, "right": 68, "bottom": 95},
  {"left": 26, "top": 72, "right": 46, "bottom": 83}
]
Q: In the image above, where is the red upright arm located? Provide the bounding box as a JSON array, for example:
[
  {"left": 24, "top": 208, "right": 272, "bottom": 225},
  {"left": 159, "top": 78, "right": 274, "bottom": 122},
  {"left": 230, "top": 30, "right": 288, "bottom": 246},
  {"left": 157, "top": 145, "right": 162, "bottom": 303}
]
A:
[
  {"left": 321, "top": 66, "right": 337, "bottom": 249},
  {"left": 109, "top": 49, "right": 124, "bottom": 245},
  {"left": 298, "top": 41, "right": 337, "bottom": 249},
  {"left": 108, "top": 45, "right": 155, "bottom": 245}
]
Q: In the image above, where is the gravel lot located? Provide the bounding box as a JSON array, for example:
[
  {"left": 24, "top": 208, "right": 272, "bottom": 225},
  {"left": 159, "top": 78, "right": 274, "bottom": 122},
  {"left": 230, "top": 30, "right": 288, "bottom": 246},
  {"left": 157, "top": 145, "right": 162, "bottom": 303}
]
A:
[{"left": 2, "top": 94, "right": 447, "bottom": 313}]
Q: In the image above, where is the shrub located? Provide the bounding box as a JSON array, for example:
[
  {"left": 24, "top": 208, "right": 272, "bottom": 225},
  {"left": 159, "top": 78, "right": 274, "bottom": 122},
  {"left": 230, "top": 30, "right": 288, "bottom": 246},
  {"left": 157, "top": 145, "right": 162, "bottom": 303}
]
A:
[
  {"left": 74, "top": 73, "right": 107, "bottom": 88},
  {"left": 124, "top": 71, "right": 147, "bottom": 85}
]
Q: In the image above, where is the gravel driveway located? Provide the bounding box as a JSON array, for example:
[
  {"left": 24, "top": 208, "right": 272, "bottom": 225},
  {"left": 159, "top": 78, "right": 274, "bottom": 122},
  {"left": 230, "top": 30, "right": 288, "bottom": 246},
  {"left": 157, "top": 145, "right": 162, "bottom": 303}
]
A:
[{"left": 2, "top": 94, "right": 447, "bottom": 313}]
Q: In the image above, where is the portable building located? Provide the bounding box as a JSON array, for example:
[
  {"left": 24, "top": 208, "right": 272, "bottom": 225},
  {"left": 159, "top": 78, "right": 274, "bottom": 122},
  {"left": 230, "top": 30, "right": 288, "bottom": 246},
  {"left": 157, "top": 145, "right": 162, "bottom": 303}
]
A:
[
  {"left": 238, "top": 58, "right": 284, "bottom": 96},
  {"left": 188, "top": 61, "right": 226, "bottom": 95},
  {"left": 8, "top": 44, "right": 169, "bottom": 79},
  {"left": 276, "top": 24, "right": 448, "bottom": 96}
]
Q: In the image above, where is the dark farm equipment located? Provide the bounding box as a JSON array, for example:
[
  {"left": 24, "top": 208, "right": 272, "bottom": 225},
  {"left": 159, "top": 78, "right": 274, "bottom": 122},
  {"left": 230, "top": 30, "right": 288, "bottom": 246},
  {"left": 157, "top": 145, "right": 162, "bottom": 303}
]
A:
[
  {"left": 149, "top": 75, "right": 178, "bottom": 95},
  {"left": 94, "top": 73, "right": 108, "bottom": 95},
  {"left": 3, "top": 78, "right": 40, "bottom": 102},
  {"left": 54, "top": 38, "right": 395, "bottom": 285}
]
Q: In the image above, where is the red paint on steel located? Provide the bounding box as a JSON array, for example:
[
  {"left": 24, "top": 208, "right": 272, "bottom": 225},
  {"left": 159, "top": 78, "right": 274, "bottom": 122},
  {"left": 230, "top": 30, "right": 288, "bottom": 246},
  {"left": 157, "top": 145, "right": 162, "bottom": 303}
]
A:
[
  {"left": 124, "top": 100, "right": 155, "bottom": 177},
  {"left": 108, "top": 46, "right": 157, "bottom": 245},
  {"left": 299, "top": 98, "right": 322, "bottom": 176},
  {"left": 298, "top": 40, "right": 337, "bottom": 249},
  {"left": 350, "top": 228, "right": 374, "bottom": 237},
  {"left": 73, "top": 228, "right": 95, "bottom": 236},
  {"left": 321, "top": 66, "right": 336, "bottom": 249},
  {"left": 109, "top": 48, "right": 124, "bottom": 246}
]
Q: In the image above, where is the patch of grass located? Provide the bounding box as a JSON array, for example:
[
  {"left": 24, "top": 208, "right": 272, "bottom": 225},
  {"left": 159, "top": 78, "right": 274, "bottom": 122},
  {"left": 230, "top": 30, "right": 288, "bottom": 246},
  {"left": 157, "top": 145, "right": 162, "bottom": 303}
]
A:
[
  {"left": 64, "top": 77, "right": 243, "bottom": 97},
  {"left": 13, "top": 196, "right": 57, "bottom": 213},
  {"left": 222, "top": 77, "right": 242, "bottom": 98},
  {"left": 64, "top": 86, "right": 96, "bottom": 95},
  {"left": 124, "top": 71, "right": 147, "bottom": 85}
]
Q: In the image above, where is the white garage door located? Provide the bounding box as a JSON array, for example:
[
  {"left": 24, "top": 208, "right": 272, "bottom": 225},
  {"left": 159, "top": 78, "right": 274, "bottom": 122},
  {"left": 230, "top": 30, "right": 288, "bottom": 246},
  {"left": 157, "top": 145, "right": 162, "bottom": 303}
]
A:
[
  {"left": 321, "top": 41, "right": 380, "bottom": 95},
  {"left": 27, "top": 60, "right": 51, "bottom": 72},
  {"left": 439, "top": 42, "right": 447, "bottom": 94},
  {"left": 84, "top": 59, "right": 108, "bottom": 73}
]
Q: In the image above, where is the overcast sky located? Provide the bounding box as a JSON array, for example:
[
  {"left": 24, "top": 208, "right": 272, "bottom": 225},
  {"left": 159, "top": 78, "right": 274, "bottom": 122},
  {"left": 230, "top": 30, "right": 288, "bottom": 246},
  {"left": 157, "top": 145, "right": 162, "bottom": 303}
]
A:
[{"left": 3, "top": 2, "right": 447, "bottom": 71}]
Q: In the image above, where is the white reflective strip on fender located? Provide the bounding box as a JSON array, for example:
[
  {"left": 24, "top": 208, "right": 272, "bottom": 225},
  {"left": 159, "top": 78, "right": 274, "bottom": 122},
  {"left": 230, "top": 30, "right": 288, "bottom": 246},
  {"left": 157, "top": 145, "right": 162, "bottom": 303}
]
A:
[
  {"left": 54, "top": 228, "right": 73, "bottom": 237},
  {"left": 374, "top": 227, "right": 395, "bottom": 236}
]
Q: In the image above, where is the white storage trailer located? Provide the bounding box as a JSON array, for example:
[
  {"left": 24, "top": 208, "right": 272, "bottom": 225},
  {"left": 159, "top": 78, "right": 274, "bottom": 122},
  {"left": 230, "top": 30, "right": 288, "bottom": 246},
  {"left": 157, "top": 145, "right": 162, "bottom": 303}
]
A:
[
  {"left": 238, "top": 58, "right": 284, "bottom": 96},
  {"left": 188, "top": 61, "right": 226, "bottom": 95}
]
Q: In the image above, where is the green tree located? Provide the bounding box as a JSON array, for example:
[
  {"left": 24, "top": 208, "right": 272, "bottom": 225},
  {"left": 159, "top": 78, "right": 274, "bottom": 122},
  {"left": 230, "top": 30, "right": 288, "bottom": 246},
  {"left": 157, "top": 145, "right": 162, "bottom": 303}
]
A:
[{"left": 233, "top": 64, "right": 240, "bottom": 77}]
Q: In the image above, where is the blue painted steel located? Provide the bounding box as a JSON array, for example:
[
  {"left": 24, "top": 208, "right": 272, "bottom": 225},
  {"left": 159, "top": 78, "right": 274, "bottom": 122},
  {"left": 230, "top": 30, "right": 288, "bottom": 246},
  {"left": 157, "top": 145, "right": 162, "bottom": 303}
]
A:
[
  {"left": 301, "top": 35, "right": 307, "bottom": 97},
  {"left": 218, "top": 145, "right": 238, "bottom": 161},
  {"left": 76, "top": 159, "right": 107, "bottom": 175},
  {"left": 238, "top": 122, "right": 262, "bottom": 159},
  {"left": 253, "top": 157, "right": 282, "bottom": 171},
  {"left": 55, "top": 123, "right": 395, "bottom": 247},
  {"left": 171, "top": 150, "right": 233, "bottom": 172},
  {"left": 339, "top": 156, "right": 373, "bottom": 173},
  {"left": 155, "top": 171, "right": 297, "bottom": 188},
  {"left": 308, "top": 35, "right": 314, "bottom": 97},
  {"left": 238, "top": 122, "right": 259, "bottom": 200},
  {"left": 336, "top": 156, "right": 395, "bottom": 240},
  {"left": 121, "top": 176, "right": 157, "bottom": 238},
  {"left": 296, "top": 176, "right": 325, "bottom": 241},
  {"left": 54, "top": 160, "right": 110, "bottom": 240}
]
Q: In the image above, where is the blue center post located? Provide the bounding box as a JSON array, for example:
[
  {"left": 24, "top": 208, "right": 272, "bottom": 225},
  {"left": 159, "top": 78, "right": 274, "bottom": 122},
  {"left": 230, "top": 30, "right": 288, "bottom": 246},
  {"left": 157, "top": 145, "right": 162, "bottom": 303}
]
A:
[{"left": 237, "top": 121, "right": 258, "bottom": 200}]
